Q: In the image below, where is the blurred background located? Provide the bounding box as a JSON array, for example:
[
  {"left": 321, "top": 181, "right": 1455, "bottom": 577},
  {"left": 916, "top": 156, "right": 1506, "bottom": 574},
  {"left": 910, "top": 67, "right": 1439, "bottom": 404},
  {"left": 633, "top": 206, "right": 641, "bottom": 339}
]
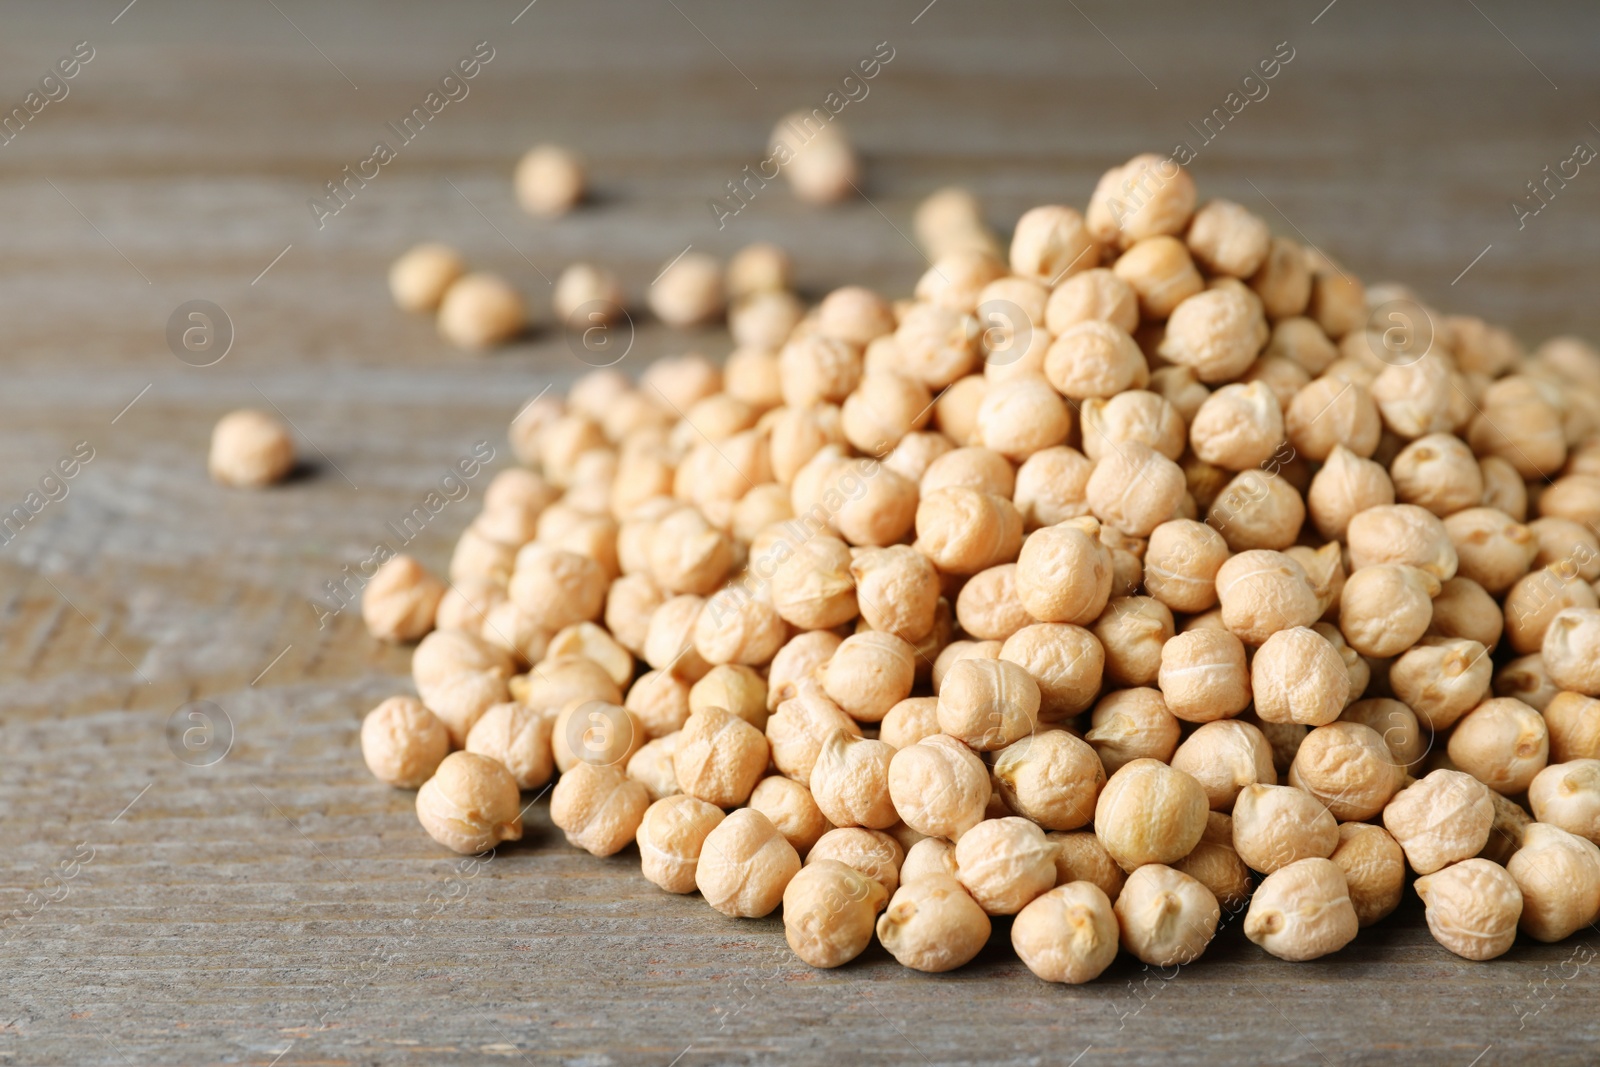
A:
[{"left": 2, "top": 1, "right": 1599, "bottom": 1064}]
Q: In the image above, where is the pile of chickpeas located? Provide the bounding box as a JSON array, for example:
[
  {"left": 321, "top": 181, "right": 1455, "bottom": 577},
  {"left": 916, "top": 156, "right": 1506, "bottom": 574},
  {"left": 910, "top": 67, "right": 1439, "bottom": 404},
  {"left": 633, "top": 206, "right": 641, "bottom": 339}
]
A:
[{"left": 359, "top": 151, "right": 1600, "bottom": 980}]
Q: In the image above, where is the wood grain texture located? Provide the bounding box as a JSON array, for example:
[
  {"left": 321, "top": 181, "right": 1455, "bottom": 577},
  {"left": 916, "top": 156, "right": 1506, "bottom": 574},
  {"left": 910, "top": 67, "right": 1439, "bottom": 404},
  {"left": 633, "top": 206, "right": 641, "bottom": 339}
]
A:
[{"left": 3, "top": 0, "right": 1600, "bottom": 1063}]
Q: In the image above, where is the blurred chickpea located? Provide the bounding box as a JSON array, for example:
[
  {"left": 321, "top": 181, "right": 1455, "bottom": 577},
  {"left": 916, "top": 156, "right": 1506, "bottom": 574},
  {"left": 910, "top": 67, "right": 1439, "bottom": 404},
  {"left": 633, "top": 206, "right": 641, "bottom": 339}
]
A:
[
  {"left": 1545, "top": 691, "right": 1600, "bottom": 762},
  {"left": 1284, "top": 376, "right": 1381, "bottom": 462},
  {"left": 438, "top": 272, "right": 526, "bottom": 350},
  {"left": 1086, "top": 153, "right": 1197, "bottom": 248},
  {"left": 389, "top": 242, "right": 466, "bottom": 312},
  {"left": 209, "top": 409, "right": 296, "bottom": 488},
  {"left": 515, "top": 143, "right": 585, "bottom": 216},
  {"left": 1440, "top": 507, "right": 1535, "bottom": 596},
  {"left": 1186, "top": 198, "right": 1270, "bottom": 277},
  {"left": 1504, "top": 566, "right": 1599, "bottom": 654},
  {"left": 1045, "top": 320, "right": 1148, "bottom": 399},
  {"left": 894, "top": 302, "right": 981, "bottom": 388},
  {"left": 1468, "top": 377, "right": 1567, "bottom": 479},
  {"left": 766, "top": 631, "right": 844, "bottom": 710},
  {"left": 1248, "top": 237, "right": 1313, "bottom": 319},
  {"left": 649, "top": 253, "right": 724, "bottom": 328},
  {"left": 770, "top": 535, "right": 856, "bottom": 630},
  {"left": 1264, "top": 317, "right": 1339, "bottom": 376},
  {"left": 1543, "top": 607, "right": 1600, "bottom": 696},
  {"left": 839, "top": 370, "right": 931, "bottom": 454},
  {"left": 1081, "top": 391, "right": 1185, "bottom": 464},
  {"left": 973, "top": 377, "right": 1072, "bottom": 460},
  {"left": 1012, "top": 446, "right": 1093, "bottom": 530},
  {"left": 922, "top": 446, "right": 1015, "bottom": 497}
]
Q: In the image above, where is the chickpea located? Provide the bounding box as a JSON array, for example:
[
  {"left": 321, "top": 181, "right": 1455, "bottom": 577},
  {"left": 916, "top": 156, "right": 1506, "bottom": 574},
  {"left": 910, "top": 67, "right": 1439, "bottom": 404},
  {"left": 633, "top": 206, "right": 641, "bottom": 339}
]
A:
[
  {"left": 624, "top": 669, "right": 691, "bottom": 739},
  {"left": 1174, "top": 820, "right": 1254, "bottom": 911},
  {"left": 956, "top": 564, "right": 1031, "bottom": 641},
  {"left": 1545, "top": 691, "right": 1600, "bottom": 762},
  {"left": 768, "top": 405, "right": 845, "bottom": 486},
  {"left": 972, "top": 377, "right": 1072, "bottom": 461},
  {"left": 438, "top": 272, "right": 526, "bottom": 350},
  {"left": 1157, "top": 287, "right": 1267, "bottom": 383},
  {"left": 767, "top": 680, "right": 863, "bottom": 786},
  {"left": 847, "top": 546, "right": 940, "bottom": 644},
  {"left": 1080, "top": 392, "right": 1184, "bottom": 466},
  {"left": 1189, "top": 383, "right": 1283, "bottom": 472},
  {"left": 915, "top": 487, "right": 1024, "bottom": 575},
  {"left": 818, "top": 631, "right": 916, "bottom": 724},
  {"left": 953, "top": 816, "right": 1057, "bottom": 915},
  {"left": 1247, "top": 626, "right": 1348, "bottom": 728},
  {"left": 1045, "top": 320, "right": 1149, "bottom": 399},
  {"left": 806, "top": 732, "right": 897, "bottom": 829},
  {"left": 937, "top": 658, "right": 1041, "bottom": 751},
  {"left": 423, "top": 670, "right": 510, "bottom": 748},
  {"left": 648, "top": 252, "right": 724, "bottom": 328},
  {"left": 1305, "top": 446, "right": 1393, "bottom": 542},
  {"left": 1091, "top": 596, "right": 1173, "bottom": 687},
  {"left": 361, "top": 696, "right": 451, "bottom": 789},
  {"left": 1241, "top": 857, "right": 1359, "bottom": 962},
  {"left": 695, "top": 808, "right": 801, "bottom": 918},
  {"left": 1215, "top": 549, "right": 1322, "bottom": 646},
  {"left": 877, "top": 697, "right": 939, "bottom": 751},
  {"left": 1007, "top": 204, "right": 1096, "bottom": 284},
  {"left": 1043, "top": 833, "right": 1124, "bottom": 901},
  {"left": 1385, "top": 434, "right": 1482, "bottom": 518},
  {"left": 1327, "top": 822, "right": 1406, "bottom": 927},
  {"left": 1282, "top": 376, "right": 1382, "bottom": 463},
  {"left": 1447, "top": 697, "right": 1548, "bottom": 795},
  {"left": 1382, "top": 769, "right": 1495, "bottom": 874},
  {"left": 1427, "top": 577, "right": 1504, "bottom": 650},
  {"left": 876, "top": 874, "right": 991, "bottom": 972},
  {"left": 635, "top": 794, "right": 725, "bottom": 894},
  {"left": 1086, "top": 153, "right": 1197, "bottom": 248},
  {"left": 1248, "top": 237, "right": 1313, "bottom": 319},
  {"left": 208, "top": 409, "right": 296, "bottom": 488},
  {"left": 838, "top": 370, "right": 931, "bottom": 455},
  {"left": 389, "top": 242, "right": 466, "bottom": 312},
  {"left": 1043, "top": 269, "right": 1135, "bottom": 338},
  {"left": 463, "top": 702, "right": 553, "bottom": 791},
  {"left": 1338, "top": 564, "right": 1440, "bottom": 659},
  {"left": 1138, "top": 519, "right": 1224, "bottom": 615},
  {"left": 1114, "top": 864, "right": 1221, "bottom": 967},
  {"left": 1170, "top": 720, "right": 1276, "bottom": 811},
  {"left": 1115, "top": 236, "right": 1206, "bottom": 320},
  {"left": 746, "top": 776, "right": 831, "bottom": 857},
  {"left": 922, "top": 446, "right": 1015, "bottom": 497},
  {"left": 781, "top": 860, "right": 888, "bottom": 969},
  {"left": 1013, "top": 518, "right": 1114, "bottom": 625},
  {"left": 626, "top": 732, "right": 681, "bottom": 801},
  {"left": 806, "top": 827, "right": 904, "bottom": 896},
  {"left": 770, "top": 535, "right": 857, "bottom": 630},
  {"left": 1232, "top": 783, "right": 1339, "bottom": 874},
  {"left": 414, "top": 752, "right": 524, "bottom": 855},
  {"left": 882, "top": 733, "right": 988, "bottom": 839},
  {"left": 1413, "top": 858, "right": 1523, "bottom": 961},
  {"left": 1439, "top": 507, "right": 1535, "bottom": 596},
  {"left": 1010, "top": 881, "right": 1119, "bottom": 985},
  {"left": 1186, "top": 199, "right": 1270, "bottom": 277},
  {"left": 1288, "top": 722, "right": 1403, "bottom": 821},
  {"left": 1241, "top": 355, "right": 1312, "bottom": 414},
  {"left": 670, "top": 706, "right": 769, "bottom": 808},
  {"left": 1467, "top": 377, "right": 1566, "bottom": 479},
  {"left": 1263, "top": 317, "right": 1338, "bottom": 377},
  {"left": 1503, "top": 567, "right": 1599, "bottom": 654},
  {"left": 1086, "top": 688, "right": 1180, "bottom": 772},
  {"left": 1506, "top": 822, "right": 1600, "bottom": 942},
  {"left": 1094, "top": 758, "right": 1208, "bottom": 870},
  {"left": 999, "top": 622, "right": 1105, "bottom": 722},
  {"left": 915, "top": 250, "right": 1006, "bottom": 315},
  {"left": 1528, "top": 759, "right": 1600, "bottom": 844},
  {"left": 686, "top": 666, "right": 767, "bottom": 732},
  {"left": 1543, "top": 607, "right": 1600, "bottom": 696},
  {"left": 1085, "top": 442, "right": 1186, "bottom": 538},
  {"left": 992, "top": 730, "right": 1104, "bottom": 830},
  {"left": 1389, "top": 639, "right": 1491, "bottom": 731},
  {"left": 551, "top": 698, "right": 645, "bottom": 773},
  {"left": 359, "top": 555, "right": 446, "bottom": 644},
  {"left": 763, "top": 634, "right": 840, "bottom": 713}
]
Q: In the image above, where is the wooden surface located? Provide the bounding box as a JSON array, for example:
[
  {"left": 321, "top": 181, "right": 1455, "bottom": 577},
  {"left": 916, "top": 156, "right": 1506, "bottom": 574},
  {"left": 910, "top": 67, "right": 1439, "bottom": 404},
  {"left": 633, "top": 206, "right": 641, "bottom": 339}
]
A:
[{"left": 4, "top": 1, "right": 1600, "bottom": 1063}]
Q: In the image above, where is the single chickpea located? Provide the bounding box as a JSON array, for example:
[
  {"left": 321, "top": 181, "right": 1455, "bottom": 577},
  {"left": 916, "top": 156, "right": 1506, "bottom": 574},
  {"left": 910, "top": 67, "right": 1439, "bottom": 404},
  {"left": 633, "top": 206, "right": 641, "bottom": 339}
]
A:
[
  {"left": 1506, "top": 822, "right": 1600, "bottom": 942},
  {"left": 695, "top": 808, "right": 801, "bottom": 918},
  {"left": 1446, "top": 697, "right": 1548, "bottom": 795},
  {"left": 950, "top": 816, "right": 1057, "bottom": 915},
  {"left": 876, "top": 874, "right": 992, "bottom": 972},
  {"left": 729, "top": 290, "right": 803, "bottom": 350},
  {"left": 389, "top": 241, "right": 466, "bottom": 313},
  {"left": 915, "top": 250, "right": 1006, "bottom": 315},
  {"left": 884, "top": 429, "right": 955, "bottom": 484},
  {"left": 1157, "top": 629, "right": 1251, "bottom": 725},
  {"left": 766, "top": 681, "right": 862, "bottom": 786},
  {"left": 768, "top": 405, "right": 846, "bottom": 486},
  {"left": 1011, "top": 881, "right": 1119, "bottom": 985},
  {"left": 894, "top": 302, "right": 982, "bottom": 388},
  {"left": 1093, "top": 596, "right": 1174, "bottom": 687},
  {"left": 1528, "top": 759, "right": 1600, "bottom": 844},
  {"left": 806, "top": 827, "right": 905, "bottom": 896},
  {"left": 1288, "top": 722, "right": 1402, "bottom": 821},
  {"left": 1426, "top": 577, "right": 1504, "bottom": 651},
  {"left": 1264, "top": 317, "right": 1339, "bottom": 376},
  {"left": 1045, "top": 320, "right": 1149, "bottom": 399},
  {"left": 1244, "top": 857, "right": 1360, "bottom": 962},
  {"left": 1413, "top": 858, "right": 1523, "bottom": 961},
  {"left": 726, "top": 242, "right": 791, "bottom": 299},
  {"left": 1306, "top": 446, "right": 1394, "bottom": 541},
  {"left": 770, "top": 535, "right": 857, "bottom": 630},
  {"left": 688, "top": 665, "right": 767, "bottom": 730},
  {"left": 1170, "top": 720, "right": 1276, "bottom": 811},
  {"left": 1338, "top": 564, "right": 1440, "bottom": 659},
  {"left": 1189, "top": 383, "right": 1284, "bottom": 472},
  {"left": 362, "top": 696, "right": 451, "bottom": 789},
  {"left": 1080, "top": 391, "right": 1186, "bottom": 465},
  {"left": 1113, "top": 864, "right": 1221, "bottom": 967},
  {"left": 1086, "top": 687, "right": 1181, "bottom": 772},
  {"left": 413, "top": 629, "right": 514, "bottom": 700},
  {"left": 438, "top": 273, "right": 527, "bottom": 350},
  {"left": 1206, "top": 468, "right": 1306, "bottom": 553},
  {"left": 840, "top": 370, "right": 932, "bottom": 453},
  {"left": 671, "top": 707, "right": 769, "bottom": 808},
  {"left": 414, "top": 751, "right": 524, "bottom": 855},
  {"left": 782, "top": 860, "right": 888, "bottom": 969},
  {"left": 922, "top": 446, "right": 1016, "bottom": 497},
  {"left": 1467, "top": 377, "right": 1567, "bottom": 479},
  {"left": 648, "top": 252, "right": 724, "bottom": 328},
  {"left": 956, "top": 564, "right": 1032, "bottom": 642},
  {"left": 1085, "top": 442, "right": 1186, "bottom": 538},
  {"left": 1381, "top": 769, "right": 1495, "bottom": 874},
  {"left": 551, "top": 698, "right": 645, "bottom": 772},
  {"left": 1094, "top": 758, "right": 1209, "bottom": 870},
  {"left": 508, "top": 545, "right": 608, "bottom": 632},
  {"left": 747, "top": 775, "right": 833, "bottom": 856},
  {"left": 1215, "top": 549, "right": 1322, "bottom": 646},
  {"left": 1115, "top": 236, "right": 1207, "bottom": 321},
  {"left": 808, "top": 732, "right": 898, "bottom": 829},
  {"left": 1389, "top": 639, "right": 1492, "bottom": 731},
  {"left": 1186, "top": 199, "right": 1270, "bottom": 277},
  {"left": 1045, "top": 268, "right": 1137, "bottom": 337},
  {"left": 1048, "top": 832, "right": 1127, "bottom": 900},
  {"left": 1241, "top": 355, "right": 1312, "bottom": 413},
  {"left": 208, "top": 409, "right": 296, "bottom": 487},
  {"left": 1529, "top": 517, "right": 1600, "bottom": 580},
  {"left": 423, "top": 671, "right": 510, "bottom": 748},
  {"left": 693, "top": 592, "right": 786, "bottom": 669},
  {"left": 464, "top": 702, "right": 554, "bottom": 790},
  {"left": 879, "top": 697, "right": 940, "bottom": 751},
  {"left": 973, "top": 377, "right": 1072, "bottom": 460},
  {"left": 1386, "top": 434, "right": 1482, "bottom": 518},
  {"left": 1328, "top": 822, "right": 1405, "bottom": 927},
  {"left": 1283, "top": 376, "right": 1382, "bottom": 462},
  {"left": 914, "top": 487, "right": 1024, "bottom": 575},
  {"left": 815, "top": 285, "right": 895, "bottom": 347},
  {"left": 1157, "top": 285, "right": 1267, "bottom": 382},
  {"left": 1086, "top": 154, "right": 1197, "bottom": 247},
  {"left": 992, "top": 730, "right": 1104, "bottom": 830},
  {"left": 513, "top": 143, "right": 584, "bottom": 216},
  {"left": 821, "top": 631, "right": 917, "bottom": 723},
  {"left": 1013, "top": 518, "right": 1114, "bottom": 624},
  {"left": 723, "top": 347, "right": 784, "bottom": 413},
  {"left": 625, "top": 669, "right": 692, "bottom": 738},
  {"left": 1441, "top": 507, "right": 1536, "bottom": 596},
  {"left": 1008, "top": 204, "right": 1097, "bottom": 283},
  {"left": 361, "top": 555, "right": 447, "bottom": 643},
  {"left": 1249, "top": 237, "right": 1313, "bottom": 319},
  {"left": 1545, "top": 691, "right": 1600, "bottom": 762},
  {"left": 999, "top": 623, "right": 1105, "bottom": 722},
  {"left": 1543, "top": 607, "right": 1600, "bottom": 696},
  {"left": 849, "top": 546, "right": 941, "bottom": 643},
  {"left": 545, "top": 622, "right": 632, "bottom": 689},
  {"left": 1231, "top": 783, "right": 1338, "bottom": 874},
  {"left": 1174, "top": 819, "right": 1254, "bottom": 911},
  {"left": 626, "top": 733, "right": 681, "bottom": 801},
  {"left": 637, "top": 794, "right": 725, "bottom": 894},
  {"left": 1503, "top": 567, "right": 1599, "bottom": 654},
  {"left": 1140, "top": 519, "right": 1226, "bottom": 614},
  {"left": 1251, "top": 627, "right": 1351, "bottom": 727},
  {"left": 766, "top": 631, "right": 844, "bottom": 709},
  {"left": 936, "top": 658, "right": 1041, "bottom": 751}
]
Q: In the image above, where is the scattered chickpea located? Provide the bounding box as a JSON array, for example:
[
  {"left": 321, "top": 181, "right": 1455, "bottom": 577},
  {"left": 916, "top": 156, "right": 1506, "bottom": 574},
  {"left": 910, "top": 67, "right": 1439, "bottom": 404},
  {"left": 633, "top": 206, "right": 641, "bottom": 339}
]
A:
[
  {"left": 637, "top": 794, "right": 725, "bottom": 893},
  {"left": 991, "top": 730, "right": 1104, "bottom": 830},
  {"left": 1114, "top": 864, "right": 1220, "bottom": 967},
  {"left": 1382, "top": 769, "right": 1495, "bottom": 874},
  {"left": 1244, "top": 858, "right": 1359, "bottom": 961},
  {"left": 1095, "top": 758, "right": 1209, "bottom": 871},
  {"left": 1012, "top": 881, "right": 1120, "bottom": 985},
  {"left": 1506, "top": 822, "right": 1600, "bottom": 942},
  {"left": 362, "top": 696, "right": 450, "bottom": 788},
  {"left": 1446, "top": 697, "right": 1549, "bottom": 795},
  {"left": 936, "top": 658, "right": 1041, "bottom": 751},
  {"left": 389, "top": 242, "right": 466, "bottom": 312},
  {"left": 515, "top": 143, "right": 585, "bottom": 216},
  {"left": 1170, "top": 719, "right": 1276, "bottom": 810},
  {"left": 438, "top": 272, "right": 527, "bottom": 350},
  {"left": 695, "top": 808, "right": 801, "bottom": 918},
  {"left": 1414, "top": 858, "right": 1523, "bottom": 961},
  {"left": 209, "top": 409, "right": 296, "bottom": 488},
  {"left": 877, "top": 874, "right": 992, "bottom": 972},
  {"left": 1231, "top": 783, "right": 1338, "bottom": 874},
  {"left": 953, "top": 816, "right": 1058, "bottom": 915},
  {"left": 783, "top": 860, "right": 888, "bottom": 968},
  {"left": 1544, "top": 691, "right": 1600, "bottom": 762},
  {"left": 415, "top": 751, "right": 524, "bottom": 855},
  {"left": 465, "top": 702, "right": 554, "bottom": 790},
  {"left": 649, "top": 252, "right": 724, "bottom": 328}
]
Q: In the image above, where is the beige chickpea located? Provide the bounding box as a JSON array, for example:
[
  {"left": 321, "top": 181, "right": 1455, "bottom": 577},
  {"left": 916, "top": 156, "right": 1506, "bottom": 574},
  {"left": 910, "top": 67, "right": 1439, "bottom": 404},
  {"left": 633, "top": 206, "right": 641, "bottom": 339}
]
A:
[
  {"left": 522, "top": 650, "right": 624, "bottom": 712},
  {"left": 1008, "top": 204, "right": 1097, "bottom": 283},
  {"left": 1389, "top": 639, "right": 1491, "bottom": 731},
  {"left": 1092, "top": 596, "right": 1173, "bottom": 687},
  {"left": 973, "top": 377, "right": 1071, "bottom": 461},
  {"left": 1046, "top": 267, "right": 1139, "bottom": 335},
  {"left": 1013, "top": 519, "right": 1114, "bottom": 625},
  {"left": 648, "top": 252, "right": 723, "bottom": 328},
  {"left": 951, "top": 816, "right": 1057, "bottom": 915},
  {"left": 1085, "top": 442, "right": 1186, "bottom": 538},
  {"left": 806, "top": 827, "right": 905, "bottom": 896},
  {"left": 1306, "top": 446, "right": 1394, "bottom": 541},
  {"left": 362, "top": 555, "right": 447, "bottom": 643},
  {"left": 915, "top": 487, "right": 1024, "bottom": 575},
  {"left": 1087, "top": 154, "right": 1197, "bottom": 247},
  {"left": 1427, "top": 577, "right": 1503, "bottom": 650},
  {"left": 915, "top": 250, "right": 1005, "bottom": 314},
  {"left": 1264, "top": 317, "right": 1339, "bottom": 376},
  {"left": 1543, "top": 607, "right": 1600, "bottom": 696},
  {"left": 1094, "top": 758, "right": 1208, "bottom": 871},
  {"left": 883, "top": 734, "right": 989, "bottom": 839},
  {"left": 1542, "top": 474, "right": 1600, "bottom": 527},
  {"left": 1283, "top": 376, "right": 1382, "bottom": 462},
  {"left": 413, "top": 629, "right": 514, "bottom": 699},
  {"left": 747, "top": 775, "right": 832, "bottom": 856},
  {"left": 208, "top": 409, "right": 296, "bottom": 488},
  {"left": 768, "top": 404, "right": 845, "bottom": 486},
  {"left": 1158, "top": 286, "right": 1267, "bottom": 383},
  {"left": 508, "top": 545, "right": 608, "bottom": 632},
  {"left": 1244, "top": 858, "right": 1359, "bottom": 962},
  {"left": 1251, "top": 627, "right": 1351, "bottom": 727},
  {"left": 849, "top": 546, "right": 940, "bottom": 643},
  {"left": 545, "top": 622, "right": 632, "bottom": 688},
  {"left": 1171, "top": 720, "right": 1276, "bottom": 811},
  {"left": 1115, "top": 236, "right": 1206, "bottom": 321},
  {"left": 1045, "top": 320, "right": 1149, "bottom": 399},
  {"left": 809, "top": 732, "right": 897, "bottom": 829},
  {"left": 695, "top": 808, "right": 801, "bottom": 918},
  {"left": 1142, "top": 519, "right": 1227, "bottom": 614},
  {"left": 993, "top": 730, "right": 1104, "bottom": 831},
  {"left": 766, "top": 631, "right": 844, "bottom": 709},
  {"left": 389, "top": 242, "right": 466, "bottom": 312},
  {"left": 1388, "top": 434, "right": 1482, "bottom": 518},
  {"left": 781, "top": 860, "right": 887, "bottom": 969},
  {"left": 362, "top": 696, "right": 450, "bottom": 789},
  {"left": 955, "top": 564, "right": 1030, "bottom": 642},
  {"left": 671, "top": 707, "right": 769, "bottom": 808},
  {"left": 626, "top": 733, "right": 681, "bottom": 801},
  {"left": 551, "top": 698, "right": 644, "bottom": 773},
  {"left": 1368, "top": 352, "right": 1458, "bottom": 441},
  {"left": 1442, "top": 507, "right": 1535, "bottom": 595},
  {"left": 1157, "top": 629, "right": 1250, "bottom": 724},
  {"left": 1086, "top": 687, "right": 1180, "bottom": 772},
  {"left": 1080, "top": 391, "right": 1186, "bottom": 464},
  {"left": 1207, "top": 468, "right": 1305, "bottom": 552},
  {"left": 438, "top": 273, "right": 527, "bottom": 350},
  {"left": 1529, "top": 517, "right": 1600, "bottom": 580},
  {"left": 1241, "top": 355, "right": 1312, "bottom": 413},
  {"left": 999, "top": 623, "right": 1105, "bottom": 722},
  {"left": 723, "top": 347, "right": 784, "bottom": 413},
  {"left": 766, "top": 681, "right": 862, "bottom": 786},
  {"left": 1011, "top": 881, "right": 1119, "bottom": 985},
  {"left": 441, "top": 578, "right": 507, "bottom": 645},
  {"left": 1174, "top": 823, "right": 1254, "bottom": 911},
  {"left": 922, "top": 445, "right": 1015, "bottom": 497},
  {"left": 1307, "top": 270, "right": 1366, "bottom": 340},
  {"left": 513, "top": 143, "right": 584, "bottom": 216},
  {"left": 1506, "top": 822, "right": 1600, "bottom": 942},
  {"left": 1495, "top": 655, "right": 1561, "bottom": 715},
  {"left": 1414, "top": 858, "right": 1523, "bottom": 961},
  {"left": 1338, "top": 564, "right": 1440, "bottom": 659},
  {"left": 1114, "top": 863, "right": 1221, "bottom": 967},
  {"left": 1215, "top": 549, "right": 1321, "bottom": 646},
  {"left": 879, "top": 697, "right": 941, "bottom": 750},
  {"left": 821, "top": 631, "right": 917, "bottom": 723},
  {"left": 729, "top": 290, "right": 803, "bottom": 350},
  {"left": 424, "top": 671, "right": 511, "bottom": 748},
  {"left": 937, "top": 657, "right": 1041, "bottom": 751},
  {"left": 1186, "top": 198, "right": 1270, "bottom": 277},
  {"left": 839, "top": 370, "right": 932, "bottom": 454},
  {"left": 414, "top": 752, "right": 524, "bottom": 855},
  {"left": 1381, "top": 769, "right": 1495, "bottom": 874},
  {"left": 1189, "top": 383, "right": 1283, "bottom": 471},
  {"left": 625, "top": 669, "right": 692, "bottom": 738},
  {"left": 1248, "top": 237, "right": 1313, "bottom": 319},
  {"left": 1528, "top": 759, "right": 1600, "bottom": 844},
  {"left": 1328, "top": 822, "right": 1405, "bottom": 927},
  {"left": 1288, "top": 722, "right": 1402, "bottom": 821},
  {"left": 1468, "top": 378, "right": 1567, "bottom": 479},
  {"left": 894, "top": 302, "right": 981, "bottom": 388},
  {"left": 1504, "top": 567, "right": 1599, "bottom": 654},
  {"left": 1479, "top": 788, "right": 1535, "bottom": 866},
  {"left": 688, "top": 665, "right": 768, "bottom": 730},
  {"left": 731, "top": 484, "right": 793, "bottom": 545},
  {"left": 815, "top": 285, "right": 895, "bottom": 346},
  {"left": 464, "top": 702, "right": 554, "bottom": 790},
  {"left": 637, "top": 794, "right": 725, "bottom": 893},
  {"left": 1047, "top": 831, "right": 1127, "bottom": 900},
  {"left": 1447, "top": 697, "right": 1548, "bottom": 795},
  {"left": 693, "top": 592, "right": 785, "bottom": 669},
  {"left": 1546, "top": 691, "right": 1600, "bottom": 762},
  {"left": 770, "top": 535, "right": 857, "bottom": 630},
  {"left": 876, "top": 874, "right": 991, "bottom": 972},
  {"left": 884, "top": 429, "right": 955, "bottom": 484},
  {"left": 1231, "top": 783, "right": 1338, "bottom": 874}
]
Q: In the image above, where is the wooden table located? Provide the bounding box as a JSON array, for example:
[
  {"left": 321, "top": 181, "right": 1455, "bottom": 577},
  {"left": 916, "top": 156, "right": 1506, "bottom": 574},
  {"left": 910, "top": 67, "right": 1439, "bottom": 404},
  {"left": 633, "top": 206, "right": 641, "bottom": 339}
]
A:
[{"left": 4, "top": 1, "right": 1599, "bottom": 1062}]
